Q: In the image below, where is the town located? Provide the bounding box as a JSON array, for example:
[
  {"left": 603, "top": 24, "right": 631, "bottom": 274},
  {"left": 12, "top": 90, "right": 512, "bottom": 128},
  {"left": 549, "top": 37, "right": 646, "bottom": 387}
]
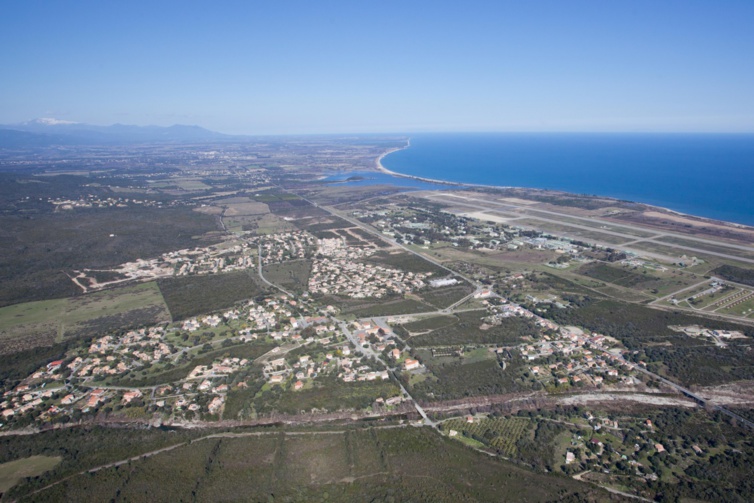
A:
[{"left": 2, "top": 144, "right": 754, "bottom": 502}]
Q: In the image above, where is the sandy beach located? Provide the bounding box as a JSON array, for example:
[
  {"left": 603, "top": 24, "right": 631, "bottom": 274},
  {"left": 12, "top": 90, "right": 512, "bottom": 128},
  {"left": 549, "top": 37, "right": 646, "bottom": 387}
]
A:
[{"left": 375, "top": 139, "right": 502, "bottom": 189}]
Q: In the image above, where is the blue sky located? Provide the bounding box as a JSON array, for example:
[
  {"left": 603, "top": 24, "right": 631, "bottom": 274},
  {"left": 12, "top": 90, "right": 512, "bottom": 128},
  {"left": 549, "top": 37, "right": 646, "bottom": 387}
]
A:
[{"left": 1, "top": 1, "right": 752, "bottom": 134}]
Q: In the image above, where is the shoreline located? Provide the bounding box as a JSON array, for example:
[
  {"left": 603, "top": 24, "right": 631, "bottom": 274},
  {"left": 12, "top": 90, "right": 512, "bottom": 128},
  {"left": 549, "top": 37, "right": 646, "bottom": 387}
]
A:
[
  {"left": 374, "top": 140, "right": 754, "bottom": 232},
  {"left": 375, "top": 139, "right": 517, "bottom": 191}
]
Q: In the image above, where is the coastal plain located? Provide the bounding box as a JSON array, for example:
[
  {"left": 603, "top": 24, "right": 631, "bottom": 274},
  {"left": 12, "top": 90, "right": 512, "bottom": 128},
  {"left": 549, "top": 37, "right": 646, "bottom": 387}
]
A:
[{"left": 1, "top": 138, "right": 753, "bottom": 502}]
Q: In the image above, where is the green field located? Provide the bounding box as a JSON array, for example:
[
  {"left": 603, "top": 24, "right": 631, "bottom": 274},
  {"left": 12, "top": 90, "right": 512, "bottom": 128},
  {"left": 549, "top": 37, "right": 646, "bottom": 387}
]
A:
[
  {"left": 252, "top": 376, "right": 401, "bottom": 415},
  {"left": 401, "top": 315, "right": 458, "bottom": 333},
  {"left": 441, "top": 416, "right": 531, "bottom": 457},
  {"left": 262, "top": 259, "right": 313, "bottom": 293},
  {"left": 241, "top": 213, "right": 298, "bottom": 234},
  {"left": 419, "top": 283, "right": 475, "bottom": 309},
  {"left": 0, "top": 282, "right": 170, "bottom": 355},
  {"left": 112, "top": 341, "right": 275, "bottom": 387},
  {"left": 540, "top": 298, "right": 754, "bottom": 386},
  {"left": 575, "top": 262, "right": 702, "bottom": 298},
  {"left": 158, "top": 271, "right": 267, "bottom": 321},
  {"left": 11, "top": 428, "right": 611, "bottom": 503},
  {"left": 0, "top": 206, "right": 221, "bottom": 307},
  {"left": 407, "top": 354, "right": 535, "bottom": 401},
  {"left": 345, "top": 297, "right": 435, "bottom": 317},
  {"left": 0, "top": 455, "right": 61, "bottom": 495},
  {"left": 174, "top": 179, "right": 212, "bottom": 191},
  {"left": 408, "top": 311, "right": 539, "bottom": 347}
]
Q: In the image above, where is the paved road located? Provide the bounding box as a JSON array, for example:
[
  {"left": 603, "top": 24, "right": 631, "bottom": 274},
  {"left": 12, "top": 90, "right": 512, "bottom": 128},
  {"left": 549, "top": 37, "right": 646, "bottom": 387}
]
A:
[
  {"left": 440, "top": 286, "right": 488, "bottom": 313},
  {"left": 431, "top": 191, "right": 754, "bottom": 253},
  {"left": 282, "top": 185, "right": 754, "bottom": 430},
  {"left": 338, "top": 320, "right": 436, "bottom": 427},
  {"left": 425, "top": 194, "right": 680, "bottom": 262},
  {"left": 257, "top": 243, "right": 294, "bottom": 297},
  {"left": 650, "top": 277, "right": 716, "bottom": 305},
  {"left": 277, "top": 184, "right": 480, "bottom": 288},
  {"left": 648, "top": 276, "right": 754, "bottom": 326},
  {"left": 327, "top": 205, "right": 479, "bottom": 286},
  {"left": 593, "top": 347, "right": 754, "bottom": 430},
  {"left": 425, "top": 192, "right": 754, "bottom": 265}
]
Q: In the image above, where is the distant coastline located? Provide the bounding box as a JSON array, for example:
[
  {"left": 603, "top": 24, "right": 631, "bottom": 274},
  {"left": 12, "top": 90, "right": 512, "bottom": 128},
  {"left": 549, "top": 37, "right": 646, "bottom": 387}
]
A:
[
  {"left": 376, "top": 139, "right": 512, "bottom": 190},
  {"left": 374, "top": 136, "right": 754, "bottom": 231}
]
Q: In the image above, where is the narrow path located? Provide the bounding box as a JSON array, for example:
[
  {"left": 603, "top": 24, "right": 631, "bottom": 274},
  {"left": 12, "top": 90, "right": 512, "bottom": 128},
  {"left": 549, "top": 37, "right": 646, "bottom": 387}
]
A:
[
  {"left": 16, "top": 427, "right": 407, "bottom": 501},
  {"left": 257, "top": 243, "right": 294, "bottom": 297},
  {"left": 650, "top": 277, "right": 715, "bottom": 305}
]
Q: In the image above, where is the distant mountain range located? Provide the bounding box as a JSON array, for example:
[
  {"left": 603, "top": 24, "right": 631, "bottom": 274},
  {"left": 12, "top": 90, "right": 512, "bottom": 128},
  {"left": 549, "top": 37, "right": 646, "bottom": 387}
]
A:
[{"left": 0, "top": 118, "right": 238, "bottom": 147}]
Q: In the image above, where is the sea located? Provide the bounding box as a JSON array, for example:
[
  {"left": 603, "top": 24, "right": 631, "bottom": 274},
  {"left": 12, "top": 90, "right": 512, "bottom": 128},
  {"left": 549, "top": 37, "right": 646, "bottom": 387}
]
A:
[{"left": 377, "top": 133, "right": 754, "bottom": 226}]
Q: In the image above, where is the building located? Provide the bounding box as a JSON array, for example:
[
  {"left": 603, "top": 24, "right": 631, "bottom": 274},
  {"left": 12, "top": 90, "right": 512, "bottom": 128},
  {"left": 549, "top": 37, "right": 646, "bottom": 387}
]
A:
[
  {"left": 403, "top": 358, "right": 420, "bottom": 371},
  {"left": 269, "top": 374, "right": 284, "bottom": 384}
]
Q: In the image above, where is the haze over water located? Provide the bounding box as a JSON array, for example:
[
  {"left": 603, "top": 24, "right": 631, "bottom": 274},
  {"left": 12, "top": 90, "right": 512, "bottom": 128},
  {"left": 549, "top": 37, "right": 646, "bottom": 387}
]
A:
[{"left": 381, "top": 133, "right": 754, "bottom": 226}]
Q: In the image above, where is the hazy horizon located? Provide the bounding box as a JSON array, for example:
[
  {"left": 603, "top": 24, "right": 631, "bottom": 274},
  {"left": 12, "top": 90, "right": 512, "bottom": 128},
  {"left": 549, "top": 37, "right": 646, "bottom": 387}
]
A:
[
  {"left": 2, "top": 1, "right": 753, "bottom": 135},
  {"left": 8, "top": 120, "right": 754, "bottom": 138}
]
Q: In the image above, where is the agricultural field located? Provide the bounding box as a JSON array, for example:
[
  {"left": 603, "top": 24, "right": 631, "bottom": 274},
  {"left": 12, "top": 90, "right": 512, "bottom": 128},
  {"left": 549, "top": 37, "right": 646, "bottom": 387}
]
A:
[
  {"left": 418, "top": 282, "right": 475, "bottom": 309},
  {"left": 294, "top": 215, "right": 353, "bottom": 234},
  {"left": 251, "top": 376, "right": 401, "bottom": 415},
  {"left": 0, "top": 206, "right": 222, "bottom": 307},
  {"left": 0, "top": 282, "right": 170, "bottom": 355},
  {"left": 331, "top": 227, "right": 372, "bottom": 246},
  {"left": 215, "top": 196, "right": 272, "bottom": 232},
  {"left": 6, "top": 427, "right": 613, "bottom": 503},
  {"left": 570, "top": 282, "right": 653, "bottom": 303},
  {"left": 344, "top": 297, "right": 435, "bottom": 318},
  {"left": 215, "top": 196, "right": 270, "bottom": 216},
  {"left": 441, "top": 416, "right": 531, "bottom": 457},
  {"left": 400, "top": 315, "right": 458, "bottom": 333},
  {"left": 240, "top": 212, "right": 298, "bottom": 234},
  {"left": 575, "top": 262, "right": 701, "bottom": 297},
  {"left": 0, "top": 456, "right": 61, "bottom": 495},
  {"left": 262, "top": 259, "right": 312, "bottom": 293},
  {"left": 364, "top": 250, "right": 447, "bottom": 276},
  {"left": 0, "top": 426, "right": 208, "bottom": 500},
  {"left": 158, "top": 271, "right": 267, "bottom": 321},
  {"left": 173, "top": 178, "right": 213, "bottom": 191},
  {"left": 407, "top": 311, "right": 539, "bottom": 347},
  {"left": 406, "top": 353, "right": 535, "bottom": 401}
]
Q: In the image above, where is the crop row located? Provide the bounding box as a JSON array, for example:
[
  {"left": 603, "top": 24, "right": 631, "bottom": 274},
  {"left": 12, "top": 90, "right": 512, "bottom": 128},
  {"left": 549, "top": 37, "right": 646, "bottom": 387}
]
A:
[{"left": 442, "top": 417, "right": 530, "bottom": 456}]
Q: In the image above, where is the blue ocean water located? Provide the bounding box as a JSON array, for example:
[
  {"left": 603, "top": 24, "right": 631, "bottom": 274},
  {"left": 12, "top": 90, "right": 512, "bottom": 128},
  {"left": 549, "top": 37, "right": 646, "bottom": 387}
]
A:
[{"left": 381, "top": 133, "right": 754, "bottom": 226}]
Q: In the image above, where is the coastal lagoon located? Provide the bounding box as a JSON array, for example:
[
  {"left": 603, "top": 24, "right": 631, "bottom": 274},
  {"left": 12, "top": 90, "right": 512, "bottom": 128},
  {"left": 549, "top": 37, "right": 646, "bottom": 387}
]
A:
[{"left": 382, "top": 133, "right": 754, "bottom": 225}]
